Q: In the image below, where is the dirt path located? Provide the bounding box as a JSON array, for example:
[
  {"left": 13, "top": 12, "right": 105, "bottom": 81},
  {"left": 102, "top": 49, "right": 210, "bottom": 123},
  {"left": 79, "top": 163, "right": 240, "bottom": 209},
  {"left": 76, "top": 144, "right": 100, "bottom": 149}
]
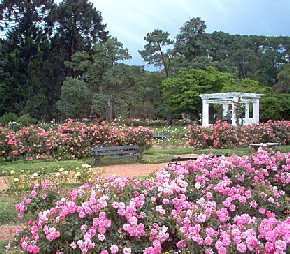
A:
[
  {"left": 0, "top": 225, "right": 23, "bottom": 242},
  {"left": 94, "top": 162, "right": 168, "bottom": 177}
]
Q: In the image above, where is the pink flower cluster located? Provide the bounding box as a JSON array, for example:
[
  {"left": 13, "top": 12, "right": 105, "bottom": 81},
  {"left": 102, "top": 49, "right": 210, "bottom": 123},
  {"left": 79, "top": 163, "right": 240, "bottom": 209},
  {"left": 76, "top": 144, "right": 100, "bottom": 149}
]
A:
[
  {"left": 0, "top": 119, "right": 154, "bottom": 161},
  {"left": 12, "top": 149, "right": 290, "bottom": 253},
  {"left": 187, "top": 120, "right": 290, "bottom": 149}
]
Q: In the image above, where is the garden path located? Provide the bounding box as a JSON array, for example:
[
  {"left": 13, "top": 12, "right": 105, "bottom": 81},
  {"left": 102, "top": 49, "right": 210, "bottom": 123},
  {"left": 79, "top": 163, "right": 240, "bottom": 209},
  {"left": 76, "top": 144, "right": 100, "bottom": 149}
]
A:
[{"left": 93, "top": 162, "right": 167, "bottom": 178}]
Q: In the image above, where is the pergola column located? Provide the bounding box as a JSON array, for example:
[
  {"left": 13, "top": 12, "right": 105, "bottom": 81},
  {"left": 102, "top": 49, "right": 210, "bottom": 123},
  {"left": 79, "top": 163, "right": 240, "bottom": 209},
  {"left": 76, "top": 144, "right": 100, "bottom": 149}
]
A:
[
  {"left": 201, "top": 99, "right": 209, "bottom": 127},
  {"left": 244, "top": 103, "right": 250, "bottom": 125},
  {"left": 222, "top": 103, "right": 229, "bottom": 118},
  {"left": 231, "top": 96, "right": 239, "bottom": 126},
  {"left": 253, "top": 98, "right": 260, "bottom": 124}
]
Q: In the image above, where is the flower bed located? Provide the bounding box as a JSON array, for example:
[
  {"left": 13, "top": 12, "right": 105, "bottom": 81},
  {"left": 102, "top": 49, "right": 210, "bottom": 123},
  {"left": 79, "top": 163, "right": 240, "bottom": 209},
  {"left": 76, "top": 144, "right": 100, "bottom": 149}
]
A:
[
  {"left": 0, "top": 119, "right": 154, "bottom": 161},
  {"left": 9, "top": 150, "right": 290, "bottom": 253},
  {"left": 187, "top": 120, "right": 290, "bottom": 149}
]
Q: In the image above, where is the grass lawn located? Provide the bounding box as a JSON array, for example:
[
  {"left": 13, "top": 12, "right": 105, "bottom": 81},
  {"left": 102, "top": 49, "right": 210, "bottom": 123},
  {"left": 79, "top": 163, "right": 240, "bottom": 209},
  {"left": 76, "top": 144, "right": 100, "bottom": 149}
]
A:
[
  {"left": 276, "top": 145, "right": 290, "bottom": 153},
  {"left": 0, "top": 193, "right": 30, "bottom": 253},
  {"left": 0, "top": 195, "right": 20, "bottom": 225},
  {"left": 142, "top": 147, "right": 194, "bottom": 164},
  {"left": 0, "top": 159, "right": 93, "bottom": 176},
  {"left": 0, "top": 241, "right": 7, "bottom": 252},
  {"left": 196, "top": 147, "right": 253, "bottom": 156}
]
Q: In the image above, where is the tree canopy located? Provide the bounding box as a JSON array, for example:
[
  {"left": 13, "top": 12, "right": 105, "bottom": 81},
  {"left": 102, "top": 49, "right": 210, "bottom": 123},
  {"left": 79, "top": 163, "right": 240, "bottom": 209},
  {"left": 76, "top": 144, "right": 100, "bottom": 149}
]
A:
[
  {"left": 0, "top": 0, "right": 108, "bottom": 121},
  {"left": 0, "top": 7, "right": 289, "bottom": 122},
  {"left": 139, "top": 29, "right": 174, "bottom": 77},
  {"left": 162, "top": 67, "right": 235, "bottom": 119},
  {"left": 273, "top": 63, "right": 290, "bottom": 93}
]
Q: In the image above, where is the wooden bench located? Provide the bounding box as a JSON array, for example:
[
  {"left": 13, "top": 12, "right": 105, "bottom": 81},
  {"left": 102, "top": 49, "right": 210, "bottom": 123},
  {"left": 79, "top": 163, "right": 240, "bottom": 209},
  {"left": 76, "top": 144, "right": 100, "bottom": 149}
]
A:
[
  {"left": 91, "top": 145, "right": 142, "bottom": 163},
  {"left": 249, "top": 142, "right": 279, "bottom": 151}
]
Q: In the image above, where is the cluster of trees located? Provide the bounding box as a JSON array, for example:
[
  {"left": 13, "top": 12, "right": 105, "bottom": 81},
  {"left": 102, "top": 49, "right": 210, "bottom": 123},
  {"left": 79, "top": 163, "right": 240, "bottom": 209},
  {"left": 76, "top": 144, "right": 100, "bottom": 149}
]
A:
[
  {"left": 139, "top": 17, "right": 290, "bottom": 120},
  {"left": 0, "top": 0, "right": 164, "bottom": 122},
  {"left": 0, "top": 1, "right": 289, "bottom": 124}
]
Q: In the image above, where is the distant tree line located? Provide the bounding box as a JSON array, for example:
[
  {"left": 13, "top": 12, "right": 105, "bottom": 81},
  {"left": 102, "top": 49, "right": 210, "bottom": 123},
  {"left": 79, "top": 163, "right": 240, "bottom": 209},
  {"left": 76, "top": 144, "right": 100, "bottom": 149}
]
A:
[{"left": 0, "top": 2, "right": 289, "bottom": 124}]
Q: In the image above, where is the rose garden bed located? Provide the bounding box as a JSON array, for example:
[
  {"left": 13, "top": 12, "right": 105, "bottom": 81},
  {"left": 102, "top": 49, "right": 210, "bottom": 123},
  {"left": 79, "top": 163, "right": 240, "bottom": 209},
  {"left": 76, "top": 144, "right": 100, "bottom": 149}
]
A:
[
  {"left": 4, "top": 149, "right": 290, "bottom": 253},
  {"left": 1, "top": 120, "right": 290, "bottom": 253}
]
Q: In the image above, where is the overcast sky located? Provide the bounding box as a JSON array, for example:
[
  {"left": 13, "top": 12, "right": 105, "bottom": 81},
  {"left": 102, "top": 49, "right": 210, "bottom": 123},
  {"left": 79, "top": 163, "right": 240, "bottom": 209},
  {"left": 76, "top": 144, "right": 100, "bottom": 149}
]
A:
[{"left": 93, "top": 0, "right": 290, "bottom": 67}]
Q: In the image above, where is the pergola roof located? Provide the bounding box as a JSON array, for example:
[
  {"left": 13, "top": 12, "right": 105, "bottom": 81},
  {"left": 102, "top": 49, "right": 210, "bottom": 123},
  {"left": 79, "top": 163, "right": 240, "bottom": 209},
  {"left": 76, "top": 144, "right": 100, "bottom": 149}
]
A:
[{"left": 200, "top": 92, "right": 263, "bottom": 100}]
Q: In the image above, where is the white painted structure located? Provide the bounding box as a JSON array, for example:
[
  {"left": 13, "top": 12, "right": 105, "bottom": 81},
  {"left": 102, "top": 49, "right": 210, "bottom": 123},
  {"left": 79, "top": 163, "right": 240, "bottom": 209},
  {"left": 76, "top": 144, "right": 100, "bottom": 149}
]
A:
[{"left": 200, "top": 92, "right": 263, "bottom": 127}]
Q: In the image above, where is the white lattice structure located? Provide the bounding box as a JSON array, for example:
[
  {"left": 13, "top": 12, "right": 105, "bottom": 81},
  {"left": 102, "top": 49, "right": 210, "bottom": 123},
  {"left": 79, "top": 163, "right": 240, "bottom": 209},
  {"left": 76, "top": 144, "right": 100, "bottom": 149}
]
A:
[{"left": 200, "top": 92, "right": 263, "bottom": 127}]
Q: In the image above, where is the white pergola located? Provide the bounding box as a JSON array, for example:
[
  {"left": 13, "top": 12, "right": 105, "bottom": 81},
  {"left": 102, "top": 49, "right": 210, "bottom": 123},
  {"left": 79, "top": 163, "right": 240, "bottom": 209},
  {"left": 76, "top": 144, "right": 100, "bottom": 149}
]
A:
[{"left": 200, "top": 92, "right": 263, "bottom": 127}]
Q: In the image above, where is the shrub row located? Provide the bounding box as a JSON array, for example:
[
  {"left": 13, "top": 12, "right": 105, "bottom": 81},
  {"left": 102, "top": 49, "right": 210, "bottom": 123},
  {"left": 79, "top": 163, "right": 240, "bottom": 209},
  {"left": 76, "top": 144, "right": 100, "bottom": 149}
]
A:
[
  {"left": 10, "top": 150, "right": 290, "bottom": 253},
  {"left": 187, "top": 120, "right": 290, "bottom": 149},
  {"left": 0, "top": 119, "right": 154, "bottom": 162}
]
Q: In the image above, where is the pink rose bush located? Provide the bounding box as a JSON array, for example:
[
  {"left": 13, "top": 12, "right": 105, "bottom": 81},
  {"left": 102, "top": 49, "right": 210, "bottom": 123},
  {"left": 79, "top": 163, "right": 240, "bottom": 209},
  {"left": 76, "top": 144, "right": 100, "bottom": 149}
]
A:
[
  {"left": 10, "top": 149, "right": 289, "bottom": 253},
  {"left": 187, "top": 120, "right": 290, "bottom": 149},
  {"left": 0, "top": 119, "right": 154, "bottom": 161}
]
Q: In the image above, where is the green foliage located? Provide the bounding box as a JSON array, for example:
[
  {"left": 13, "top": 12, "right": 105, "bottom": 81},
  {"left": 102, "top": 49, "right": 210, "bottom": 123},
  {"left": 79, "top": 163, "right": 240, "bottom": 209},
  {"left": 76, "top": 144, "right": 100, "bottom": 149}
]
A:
[
  {"left": 61, "top": 38, "right": 136, "bottom": 120},
  {"left": 0, "top": 0, "right": 108, "bottom": 121},
  {"left": 221, "top": 78, "right": 290, "bottom": 121},
  {"left": 162, "top": 67, "right": 235, "bottom": 118},
  {"left": 139, "top": 29, "right": 174, "bottom": 77},
  {"left": 56, "top": 0, "right": 108, "bottom": 54},
  {"left": 1, "top": 8, "right": 290, "bottom": 122},
  {"left": 207, "top": 32, "right": 290, "bottom": 85},
  {"left": 0, "top": 113, "right": 37, "bottom": 132},
  {"left": 260, "top": 93, "right": 290, "bottom": 121},
  {"left": 22, "top": 94, "right": 49, "bottom": 120},
  {"left": 0, "top": 112, "right": 18, "bottom": 126},
  {"left": 273, "top": 63, "right": 290, "bottom": 93},
  {"left": 0, "top": 242, "right": 8, "bottom": 253},
  {"left": 132, "top": 71, "right": 165, "bottom": 118},
  {"left": 174, "top": 17, "right": 207, "bottom": 61},
  {"left": 221, "top": 78, "right": 266, "bottom": 93},
  {"left": 57, "top": 77, "right": 92, "bottom": 118},
  {"left": 17, "top": 114, "right": 37, "bottom": 126}
]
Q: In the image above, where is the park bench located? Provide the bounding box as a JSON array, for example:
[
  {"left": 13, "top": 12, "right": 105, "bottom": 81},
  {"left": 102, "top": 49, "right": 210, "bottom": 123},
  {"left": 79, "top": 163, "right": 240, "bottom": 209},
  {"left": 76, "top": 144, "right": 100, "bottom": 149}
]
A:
[
  {"left": 153, "top": 134, "right": 170, "bottom": 140},
  {"left": 91, "top": 145, "right": 142, "bottom": 163},
  {"left": 249, "top": 142, "right": 279, "bottom": 151}
]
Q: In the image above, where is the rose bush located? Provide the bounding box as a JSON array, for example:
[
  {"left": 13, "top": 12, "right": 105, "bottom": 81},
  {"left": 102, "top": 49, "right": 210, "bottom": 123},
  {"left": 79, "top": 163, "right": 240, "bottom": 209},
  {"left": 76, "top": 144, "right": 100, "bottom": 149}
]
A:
[
  {"left": 0, "top": 120, "right": 154, "bottom": 161},
  {"left": 187, "top": 120, "right": 290, "bottom": 149},
  {"left": 9, "top": 149, "right": 290, "bottom": 253}
]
